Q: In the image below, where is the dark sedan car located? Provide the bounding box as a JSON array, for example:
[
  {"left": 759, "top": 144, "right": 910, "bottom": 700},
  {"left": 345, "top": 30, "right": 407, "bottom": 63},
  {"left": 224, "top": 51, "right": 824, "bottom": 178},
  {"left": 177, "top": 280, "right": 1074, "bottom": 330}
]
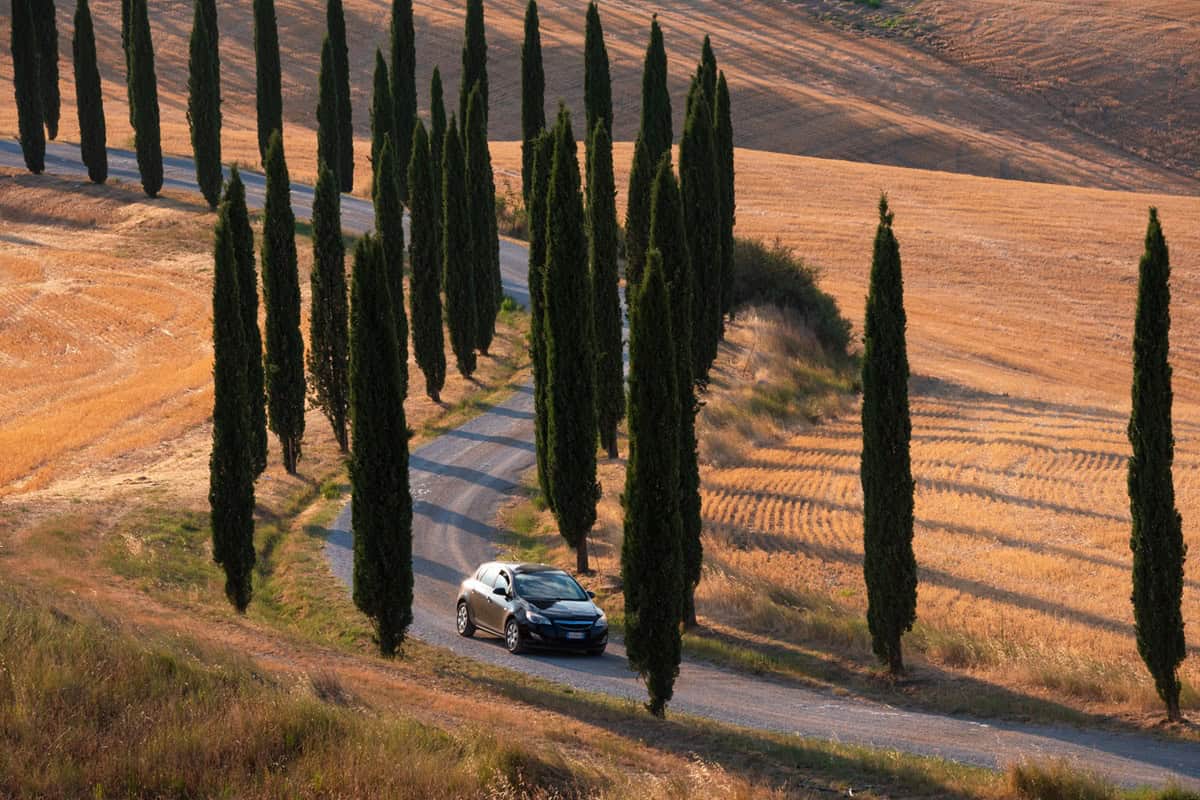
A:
[{"left": 456, "top": 562, "right": 608, "bottom": 655}]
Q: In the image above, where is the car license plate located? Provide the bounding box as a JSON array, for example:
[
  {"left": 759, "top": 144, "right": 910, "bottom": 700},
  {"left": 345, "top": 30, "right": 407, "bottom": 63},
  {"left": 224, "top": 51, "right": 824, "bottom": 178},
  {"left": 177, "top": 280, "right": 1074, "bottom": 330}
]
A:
[{"left": 567, "top": 632, "right": 585, "bottom": 640}]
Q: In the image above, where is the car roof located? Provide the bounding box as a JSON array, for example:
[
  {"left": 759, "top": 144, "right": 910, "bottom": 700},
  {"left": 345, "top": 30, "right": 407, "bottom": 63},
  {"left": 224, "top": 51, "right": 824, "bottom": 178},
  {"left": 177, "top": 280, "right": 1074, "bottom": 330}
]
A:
[{"left": 482, "top": 561, "right": 564, "bottom": 575}]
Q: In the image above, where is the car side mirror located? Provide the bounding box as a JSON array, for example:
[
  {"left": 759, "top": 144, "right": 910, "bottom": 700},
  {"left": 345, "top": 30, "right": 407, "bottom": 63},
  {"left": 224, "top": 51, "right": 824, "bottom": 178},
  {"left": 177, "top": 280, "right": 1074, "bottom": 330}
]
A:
[
  {"left": 493, "top": 585, "right": 508, "bottom": 596},
  {"left": 587, "top": 590, "right": 596, "bottom": 599}
]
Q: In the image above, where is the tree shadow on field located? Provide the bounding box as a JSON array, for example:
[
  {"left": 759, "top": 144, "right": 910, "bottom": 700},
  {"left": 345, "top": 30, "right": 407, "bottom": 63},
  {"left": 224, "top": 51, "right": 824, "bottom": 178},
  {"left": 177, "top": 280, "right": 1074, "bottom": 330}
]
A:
[{"left": 0, "top": 170, "right": 210, "bottom": 225}]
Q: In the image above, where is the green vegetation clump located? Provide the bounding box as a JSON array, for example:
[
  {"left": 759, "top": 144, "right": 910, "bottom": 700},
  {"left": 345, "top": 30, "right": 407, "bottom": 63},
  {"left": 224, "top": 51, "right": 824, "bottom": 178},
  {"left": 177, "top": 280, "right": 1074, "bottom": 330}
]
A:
[{"left": 1009, "top": 760, "right": 1200, "bottom": 800}]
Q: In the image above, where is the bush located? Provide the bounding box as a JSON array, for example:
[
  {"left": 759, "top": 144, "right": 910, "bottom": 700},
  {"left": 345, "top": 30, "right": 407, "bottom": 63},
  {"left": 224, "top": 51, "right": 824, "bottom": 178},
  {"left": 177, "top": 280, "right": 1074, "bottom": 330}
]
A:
[{"left": 731, "top": 237, "right": 852, "bottom": 357}]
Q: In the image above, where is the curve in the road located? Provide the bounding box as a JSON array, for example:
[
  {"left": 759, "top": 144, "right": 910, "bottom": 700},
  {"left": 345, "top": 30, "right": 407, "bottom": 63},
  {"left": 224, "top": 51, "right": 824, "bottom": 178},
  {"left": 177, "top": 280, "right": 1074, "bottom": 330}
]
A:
[{"left": 7, "top": 139, "right": 1198, "bottom": 789}]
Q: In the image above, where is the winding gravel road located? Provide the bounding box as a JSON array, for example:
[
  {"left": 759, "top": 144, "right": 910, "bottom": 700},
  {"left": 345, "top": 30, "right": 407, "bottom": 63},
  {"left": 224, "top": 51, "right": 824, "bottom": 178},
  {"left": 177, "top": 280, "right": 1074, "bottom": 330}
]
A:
[{"left": 8, "top": 139, "right": 1199, "bottom": 788}]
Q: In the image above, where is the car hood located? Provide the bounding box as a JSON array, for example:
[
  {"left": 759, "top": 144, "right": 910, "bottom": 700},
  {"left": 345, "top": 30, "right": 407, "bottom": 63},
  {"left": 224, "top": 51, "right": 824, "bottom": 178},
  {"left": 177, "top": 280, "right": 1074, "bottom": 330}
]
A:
[{"left": 524, "top": 598, "right": 599, "bottom": 618}]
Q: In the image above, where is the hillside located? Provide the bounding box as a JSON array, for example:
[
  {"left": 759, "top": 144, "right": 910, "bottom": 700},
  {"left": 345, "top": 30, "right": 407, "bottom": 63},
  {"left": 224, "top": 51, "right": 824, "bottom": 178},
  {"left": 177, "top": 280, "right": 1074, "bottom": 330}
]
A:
[{"left": 0, "top": 0, "right": 1196, "bottom": 192}]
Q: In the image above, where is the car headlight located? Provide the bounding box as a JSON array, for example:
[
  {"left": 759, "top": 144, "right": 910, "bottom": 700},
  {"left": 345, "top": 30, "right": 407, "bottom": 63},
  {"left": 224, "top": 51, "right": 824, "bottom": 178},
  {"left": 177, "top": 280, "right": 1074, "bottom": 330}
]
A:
[
  {"left": 526, "top": 611, "right": 551, "bottom": 625},
  {"left": 594, "top": 611, "right": 607, "bottom": 627}
]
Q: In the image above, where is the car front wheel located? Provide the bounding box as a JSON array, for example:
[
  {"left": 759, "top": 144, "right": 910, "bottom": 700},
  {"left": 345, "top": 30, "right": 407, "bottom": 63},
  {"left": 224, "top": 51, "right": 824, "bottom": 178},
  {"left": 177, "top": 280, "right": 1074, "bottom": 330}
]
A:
[
  {"left": 456, "top": 602, "right": 476, "bottom": 637},
  {"left": 504, "top": 618, "right": 526, "bottom": 654}
]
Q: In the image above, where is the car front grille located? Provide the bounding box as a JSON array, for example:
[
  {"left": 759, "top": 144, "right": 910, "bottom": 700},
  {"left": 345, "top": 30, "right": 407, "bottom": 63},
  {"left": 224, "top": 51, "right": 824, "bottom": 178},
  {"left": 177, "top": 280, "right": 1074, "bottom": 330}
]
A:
[{"left": 553, "top": 619, "right": 595, "bottom": 631}]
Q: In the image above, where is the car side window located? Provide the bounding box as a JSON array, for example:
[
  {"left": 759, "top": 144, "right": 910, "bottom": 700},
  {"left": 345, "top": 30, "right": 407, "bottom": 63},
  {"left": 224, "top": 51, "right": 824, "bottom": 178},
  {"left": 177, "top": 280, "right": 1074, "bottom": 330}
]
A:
[
  {"left": 479, "top": 565, "right": 499, "bottom": 586},
  {"left": 494, "top": 571, "right": 511, "bottom": 595}
]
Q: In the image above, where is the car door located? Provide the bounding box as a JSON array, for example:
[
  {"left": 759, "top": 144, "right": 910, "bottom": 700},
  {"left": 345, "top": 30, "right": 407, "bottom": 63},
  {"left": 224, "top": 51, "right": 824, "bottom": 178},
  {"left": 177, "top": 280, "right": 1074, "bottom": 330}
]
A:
[{"left": 470, "top": 565, "right": 499, "bottom": 630}]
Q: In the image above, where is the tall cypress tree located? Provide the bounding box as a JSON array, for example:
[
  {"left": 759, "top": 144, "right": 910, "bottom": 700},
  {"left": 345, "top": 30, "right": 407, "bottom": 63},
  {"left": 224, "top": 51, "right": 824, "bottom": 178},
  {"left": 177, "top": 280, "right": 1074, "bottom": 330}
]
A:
[
  {"left": 210, "top": 198, "right": 256, "bottom": 613},
  {"left": 253, "top": 0, "right": 283, "bottom": 163},
  {"left": 1128, "top": 208, "right": 1187, "bottom": 722},
  {"left": 458, "top": 0, "right": 487, "bottom": 132},
  {"left": 261, "top": 132, "right": 306, "bottom": 473},
  {"left": 623, "top": 136, "right": 652, "bottom": 298},
  {"left": 520, "top": 0, "right": 544, "bottom": 198},
  {"left": 374, "top": 136, "right": 408, "bottom": 397},
  {"left": 589, "top": 122, "right": 623, "bottom": 460},
  {"left": 350, "top": 234, "right": 413, "bottom": 656},
  {"left": 326, "top": 0, "right": 353, "bottom": 192},
  {"left": 528, "top": 130, "right": 555, "bottom": 511},
  {"left": 626, "top": 16, "right": 672, "bottom": 294},
  {"left": 317, "top": 36, "right": 340, "bottom": 186},
  {"left": 466, "top": 82, "right": 498, "bottom": 356},
  {"left": 308, "top": 162, "right": 350, "bottom": 452},
  {"left": 649, "top": 155, "right": 702, "bottom": 629},
  {"left": 408, "top": 120, "right": 446, "bottom": 402},
  {"left": 224, "top": 168, "right": 268, "bottom": 476},
  {"left": 429, "top": 67, "right": 447, "bottom": 267},
  {"left": 31, "top": 0, "right": 59, "bottom": 140},
  {"left": 72, "top": 0, "right": 106, "bottom": 183},
  {"left": 622, "top": 251, "right": 683, "bottom": 717},
  {"left": 370, "top": 48, "right": 395, "bottom": 195},
  {"left": 188, "top": 0, "right": 222, "bottom": 210},
  {"left": 442, "top": 116, "right": 477, "bottom": 379},
  {"left": 126, "top": 0, "right": 161, "bottom": 197},
  {"left": 390, "top": 0, "right": 415, "bottom": 202},
  {"left": 583, "top": 1, "right": 611, "bottom": 192},
  {"left": 120, "top": 0, "right": 130, "bottom": 62},
  {"left": 11, "top": 0, "right": 46, "bottom": 174},
  {"left": 715, "top": 71, "right": 736, "bottom": 321},
  {"left": 860, "top": 196, "right": 916, "bottom": 675},
  {"left": 699, "top": 36, "right": 717, "bottom": 109},
  {"left": 544, "top": 108, "right": 599, "bottom": 573},
  {"left": 679, "top": 78, "right": 721, "bottom": 380}
]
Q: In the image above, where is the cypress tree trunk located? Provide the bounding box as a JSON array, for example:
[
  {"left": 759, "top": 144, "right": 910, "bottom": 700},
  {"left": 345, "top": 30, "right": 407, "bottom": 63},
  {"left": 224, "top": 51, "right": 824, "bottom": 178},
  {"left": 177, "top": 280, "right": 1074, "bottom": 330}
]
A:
[
  {"left": 31, "top": 0, "right": 59, "bottom": 140},
  {"left": 370, "top": 48, "right": 395, "bottom": 197},
  {"left": 465, "top": 83, "right": 498, "bottom": 356},
  {"left": 622, "top": 251, "right": 683, "bottom": 718},
  {"left": 1128, "top": 208, "right": 1186, "bottom": 723},
  {"left": 520, "top": 0, "right": 545, "bottom": 199},
  {"left": 308, "top": 163, "right": 350, "bottom": 452},
  {"left": 408, "top": 120, "right": 447, "bottom": 403},
  {"left": 623, "top": 137, "right": 652, "bottom": 298},
  {"left": 429, "top": 67, "right": 447, "bottom": 272},
  {"left": 210, "top": 197, "right": 256, "bottom": 613},
  {"left": 374, "top": 136, "right": 408, "bottom": 398},
  {"left": 715, "top": 71, "right": 736, "bottom": 322},
  {"left": 527, "top": 130, "right": 555, "bottom": 512},
  {"left": 458, "top": 0, "right": 487, "bottom": 132},
  {"left": 679, "top": 78, "right": 721, "bottom": 381},
  {"left": 544, "top": 108, "right": 599, "bottom": 574},
  {"left": 326, "top": 0, "right": 354, "bottom": 192},
  {"left": 253, "top": 0, "right": 283, "bottom": 163},
  {"left": 261, "top": 132, "right": 307, "bottom": 473},
  {"left": 583, "top": 1, "right": 611, "bottom": 194},
  {"left": 127, "top": 0, "right": 161, "bottom": 198},
  {"left": 442, "top": 116, "right": 477, "bottom": 379},
  {"left": 390, "top": 0, "right": 415, "bottom": 202},
  {"left": 72, "top": 0, "right": 105, "bottom": 183},
  {"left": 860, "top": 196, "right": 916, "bottom": 676},
  {"left": 316, "top": 36, "right": 340, "bottom": 187},
  {"left": 350, "top": 234, "right": 413, "bottom": 656},
  {"left": 187, "top": 0, "right": 223, "bottom": 210},
  {"left": 589, "top": 122, "right": 623, "bottom": 460},
  {"left": 649, "top": 155, "right": 701, "bottom": 630},
  {"left": 224, "top": 168, "right": 268, "bottom": 476},
  {"left": 11, "top": 0, "right": 46, "bottom": 174}
]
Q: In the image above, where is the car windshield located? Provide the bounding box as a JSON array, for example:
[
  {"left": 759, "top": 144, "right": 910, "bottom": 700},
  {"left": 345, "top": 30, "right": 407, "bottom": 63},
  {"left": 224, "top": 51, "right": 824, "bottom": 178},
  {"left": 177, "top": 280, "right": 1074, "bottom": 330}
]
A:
[{"left": 514, "top": 572, "right": 587, "bottom": 601}]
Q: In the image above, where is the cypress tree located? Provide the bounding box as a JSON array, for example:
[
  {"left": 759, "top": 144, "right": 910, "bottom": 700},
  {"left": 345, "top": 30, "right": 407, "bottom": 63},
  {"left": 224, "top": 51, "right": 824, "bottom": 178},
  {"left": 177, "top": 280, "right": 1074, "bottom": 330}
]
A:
[
  {"left": 583, "top": 1, "right": 611, "bottom": 192},
  {"left": 860, "top": 196, "right": 916, "bottom": 675},
  {"left": 429, "top": 67, "right": 447, "bottom": 267},
  {"left": 326, "top": 0, "right": 353, "bottom": 192},
  {"left": 370, "top": 48, "right": 395, "bottom": 195},
  {"left": 350, "top": 233, "right": 413, "bottom": 656},
  {"left": 126, "top": 0, "right": 161, "bottom": 197},
  {"left": 120, "top": 0, "right": 130, "bottom": 61},
  {"left": 317, "top": 37, "right": 340, "bottom": 187},
  {"left": 72, "top": 0, "right": 105, "bottom": 184},
  {"left": 679, "top": 78, "right": 721, "bottom": 380},
  {"left": 224, "top": 168, "right": 268, "bottom": 476},
  {"left": 528, "top": 130, "right": 555, "bottom": 511},
  {"left": 442, "top": 116, "right": 477, "bottom": 379},
  {"left": 622, "top": 251, "right": 683, "bottom": 717},
  {"left": 390, "top": 0, "right": 415, "bottom": 202},
  {"left": 458, "top": 0, "right": 487, "bottom": 132},
  {"left": 31, "top": 0, "right": 59, "bottom": 140},
  {"left": 626, "top": 16, "right": 672, "bottom": 293},
  {"left": 408, "top": 120, "right": 446, "bottom": 402},
  {"left": 11, "top": 0, "right": 45, "bottom": 174},
  {"left": 187, "top": 0, "right": 222, "bottom": 210},
  {"left": 210, "top": 198, "right": 256, "bottom": 613},
  {"left": 623, "top": 137, "right": 652, "bottom": 297},
  {"left": 589, "top": 122, "right": 623, "bottom": 459},
  {"left": 1128, "top": 208, "right": 1187, "bottom": 722},
  {"left": 466, "top": 82, "right": 498, "bottom": 356},
  {"left": 715, "top": 71, "right": 736, "bottom": 321},
  {"left": 544, "top": 108, "right": 599, "bottom": 573},
  {"left": 520, "top": 0, "right": 544, "bottom": 199},
  {"left": 649, "top": 155, "right": 702, "bottom": 629},
  {"left": 308, "top": 162, "right": 350, "bottom": 452},
  {"left": 699, "top": 36, "right": 717, "bottom": 109},
  {"left": 374, "top": 135, "right": 408, "bottom": 397},
  {"left": 253, "top": 0, "right": 283, "bottom": 163},
  {"left": 261, "top": 132, "right": 306, "bottom": 473}
]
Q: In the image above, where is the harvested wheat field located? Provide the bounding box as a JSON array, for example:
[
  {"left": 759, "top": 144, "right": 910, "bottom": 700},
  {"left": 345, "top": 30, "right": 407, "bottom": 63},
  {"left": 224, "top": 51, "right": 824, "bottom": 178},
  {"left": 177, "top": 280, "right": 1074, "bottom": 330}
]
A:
[{"left": 1, "top": 0, "right": 1196, "bottom": 192}]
